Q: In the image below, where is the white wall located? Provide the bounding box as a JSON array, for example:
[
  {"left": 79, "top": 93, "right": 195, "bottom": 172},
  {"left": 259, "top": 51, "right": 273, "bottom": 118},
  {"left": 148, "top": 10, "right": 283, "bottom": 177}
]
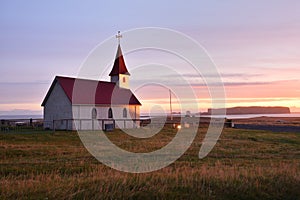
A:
[
  {"left": 43, "top": 81, "right": 72, "bottom": 130},
  {"left": 72, "top": 105, "right": 140, "bottom": 130},
  {"left": 110, "top": 74, "right": 130, "bottom": 89},
  {"left": 118, "top": 74, "right": 130, "bottom": 89}
]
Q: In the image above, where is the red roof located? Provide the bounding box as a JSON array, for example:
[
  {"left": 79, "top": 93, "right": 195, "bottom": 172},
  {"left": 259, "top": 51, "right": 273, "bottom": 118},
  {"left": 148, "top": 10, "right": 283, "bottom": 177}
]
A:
[
  {"left": 109, "top": 44, "right": 130, "bottom": 76},
  {"left": 41, "top": 76, "right": 141, "bottom": 106}
]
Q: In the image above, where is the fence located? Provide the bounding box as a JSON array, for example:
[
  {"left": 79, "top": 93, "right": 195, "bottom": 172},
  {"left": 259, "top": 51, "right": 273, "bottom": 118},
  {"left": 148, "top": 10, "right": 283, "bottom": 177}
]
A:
[
  {"left": 49, "top": 117, "right": 206, "bottom": 131},
  {"left": 49, "top": 118, "right": 143, "bottom": 131},
  {"left": 0, "top": 118, "right": 156, "bottom": 132},
  {"left": 0, "top": 118, "right": 44, "bottom": 133},
  {"left": 1, "top": 117, "right": 231, "bottom": 133}
]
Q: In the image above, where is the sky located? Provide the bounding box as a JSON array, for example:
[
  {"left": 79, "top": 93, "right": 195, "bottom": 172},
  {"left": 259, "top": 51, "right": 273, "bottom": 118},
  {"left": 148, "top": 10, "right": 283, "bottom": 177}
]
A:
[{"left": 0, "top": 0, "right": 300, "bottom": 115}]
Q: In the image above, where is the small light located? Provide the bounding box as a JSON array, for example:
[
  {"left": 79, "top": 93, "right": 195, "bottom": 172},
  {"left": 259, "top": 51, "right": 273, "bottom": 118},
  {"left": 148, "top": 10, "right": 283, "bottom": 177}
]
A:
[{"left": 177, "top": 125, "right": 181, "bottom": 129}]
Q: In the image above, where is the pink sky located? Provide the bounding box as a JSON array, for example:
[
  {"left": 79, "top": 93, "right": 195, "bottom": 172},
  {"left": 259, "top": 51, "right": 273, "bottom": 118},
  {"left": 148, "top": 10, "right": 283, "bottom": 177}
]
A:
[{"left": 0, "top": 1, "right": 299, "bottom": 115}]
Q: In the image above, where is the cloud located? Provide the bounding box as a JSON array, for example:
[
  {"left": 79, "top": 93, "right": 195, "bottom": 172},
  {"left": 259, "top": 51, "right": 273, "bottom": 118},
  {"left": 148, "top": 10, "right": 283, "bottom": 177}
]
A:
[
  {"left": 225, "top": 97, "right": 299, "bottom": 103},
  {"left": 191, "top": 79, "right": 300, "bottom": 87},
  {"left": 0, "top": 80, "right": 49, "bottom": 85},
  {"left": 177, "top": 72, "right": 263, "bottom": 79},
  {"left": 132, "top": 77, "right": 299, "bottom": 89},
  {"left": 131, "top": 72, "right": 265, "bottom": 87}
]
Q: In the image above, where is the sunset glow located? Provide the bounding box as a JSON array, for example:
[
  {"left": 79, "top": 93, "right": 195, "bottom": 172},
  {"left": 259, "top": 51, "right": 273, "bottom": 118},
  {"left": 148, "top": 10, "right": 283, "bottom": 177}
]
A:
[{"left": 0, "top": 1, "right": 299, "bottom": 115}]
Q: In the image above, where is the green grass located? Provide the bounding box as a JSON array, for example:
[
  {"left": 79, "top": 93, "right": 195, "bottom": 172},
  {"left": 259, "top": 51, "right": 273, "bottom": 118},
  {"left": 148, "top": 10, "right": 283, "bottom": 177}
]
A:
[{"left": 0, "top": 127, "right": 299, "bottom": 199}]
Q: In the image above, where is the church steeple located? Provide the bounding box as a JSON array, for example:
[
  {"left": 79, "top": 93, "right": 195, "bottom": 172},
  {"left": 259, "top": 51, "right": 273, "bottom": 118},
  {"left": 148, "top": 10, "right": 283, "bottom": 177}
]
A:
[
  {"left": 109, "top": 44, "right": 130, "bottom": 76},
  {"left": 109, "top": 31, "right": 130, "bottom": 89}
]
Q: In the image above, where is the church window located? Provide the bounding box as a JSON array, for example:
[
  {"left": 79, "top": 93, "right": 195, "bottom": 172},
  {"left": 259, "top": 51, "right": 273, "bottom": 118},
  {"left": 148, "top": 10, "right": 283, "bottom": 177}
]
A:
[
  {"left": 123, "top": 77, "right": 126, "bottom": 83},
  {"left": 123, "top": 108, "right": 127, "bottom": 118},
  {"left": 92, "top": 108, "right": 97, "bottom": 119},
  {"left": 108, "top": 108, "right": 113, "bottom": 118}
]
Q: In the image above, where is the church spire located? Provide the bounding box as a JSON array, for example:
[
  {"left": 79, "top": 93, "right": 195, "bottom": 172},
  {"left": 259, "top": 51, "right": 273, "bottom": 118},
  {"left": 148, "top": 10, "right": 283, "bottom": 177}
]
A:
[
  {"left": 109, "top": 44, "right": 130, "bottom": 76},
  {"left": 109, "top": 31, "right": 130, "bottom": 89}
]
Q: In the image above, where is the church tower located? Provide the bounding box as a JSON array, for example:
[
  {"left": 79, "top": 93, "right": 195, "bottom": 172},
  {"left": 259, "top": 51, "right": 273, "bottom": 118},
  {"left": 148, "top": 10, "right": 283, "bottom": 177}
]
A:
[{"left": 109, "top": 31, "right": 130, "bottom": 89}]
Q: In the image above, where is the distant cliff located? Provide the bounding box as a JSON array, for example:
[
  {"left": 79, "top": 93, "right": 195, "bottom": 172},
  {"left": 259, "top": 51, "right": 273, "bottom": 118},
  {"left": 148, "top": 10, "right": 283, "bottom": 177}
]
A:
[{"left": 207, "top": 106, "right": 290, "bottom": 115}]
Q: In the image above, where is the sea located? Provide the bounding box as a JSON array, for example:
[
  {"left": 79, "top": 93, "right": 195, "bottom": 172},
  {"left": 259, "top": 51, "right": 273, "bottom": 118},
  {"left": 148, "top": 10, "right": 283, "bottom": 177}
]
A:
[
  {"left": 199, "top": 113, "right": 300, "bottom": 119},
  {"left": 140, "top": 113, "right": 300, "bottom": 119}
]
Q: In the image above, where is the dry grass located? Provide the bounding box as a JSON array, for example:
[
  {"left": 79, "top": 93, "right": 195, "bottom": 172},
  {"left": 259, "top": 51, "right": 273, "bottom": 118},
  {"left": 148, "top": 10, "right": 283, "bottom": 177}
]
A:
[
  {"left": 0, "top": 126, "right": 299, "bottom": 199},
  {"left": 234, "top": 116, "right": 300, "bottom": 126}
]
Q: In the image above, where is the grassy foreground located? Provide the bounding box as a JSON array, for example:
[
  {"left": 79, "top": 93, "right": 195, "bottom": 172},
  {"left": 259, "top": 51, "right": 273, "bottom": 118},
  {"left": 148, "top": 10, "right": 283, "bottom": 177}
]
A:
[{"left": 0, "top": 127, "right": 299, "bottom": 199}]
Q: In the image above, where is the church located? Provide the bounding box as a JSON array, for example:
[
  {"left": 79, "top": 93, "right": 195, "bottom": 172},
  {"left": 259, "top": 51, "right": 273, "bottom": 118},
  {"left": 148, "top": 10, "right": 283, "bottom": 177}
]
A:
[{"left": 41, "top": 36, "right": 141, "bottom": 130}]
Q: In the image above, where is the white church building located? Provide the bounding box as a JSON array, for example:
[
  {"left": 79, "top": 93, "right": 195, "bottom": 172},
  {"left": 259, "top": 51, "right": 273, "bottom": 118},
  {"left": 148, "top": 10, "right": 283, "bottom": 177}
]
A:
[{"left": 41, "top": 42, "right": 141, "bottom": 130}]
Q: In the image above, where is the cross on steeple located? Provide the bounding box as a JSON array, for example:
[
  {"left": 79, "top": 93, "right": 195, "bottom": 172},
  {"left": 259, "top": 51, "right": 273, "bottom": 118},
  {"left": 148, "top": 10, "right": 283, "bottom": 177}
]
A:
[{"left": 116, "top": 31, "right": 122, "bottom": 45}]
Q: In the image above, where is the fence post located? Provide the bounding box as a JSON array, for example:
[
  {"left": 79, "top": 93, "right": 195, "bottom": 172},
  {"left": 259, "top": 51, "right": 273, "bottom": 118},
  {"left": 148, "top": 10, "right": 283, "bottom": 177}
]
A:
[{"left": 52, "top": 120, "right": 55, "bottom": 134}]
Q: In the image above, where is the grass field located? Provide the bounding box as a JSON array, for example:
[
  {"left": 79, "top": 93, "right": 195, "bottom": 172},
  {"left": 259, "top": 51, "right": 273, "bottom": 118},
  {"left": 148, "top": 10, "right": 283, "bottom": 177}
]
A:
[{"left": 0, "top": 126, "right": 299, "bottom": 199}]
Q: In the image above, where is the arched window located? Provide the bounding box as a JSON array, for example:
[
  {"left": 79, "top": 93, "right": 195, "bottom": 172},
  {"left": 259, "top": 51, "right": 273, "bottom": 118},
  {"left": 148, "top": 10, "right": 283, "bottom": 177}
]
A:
[
  {"left": 92, "top": 108, "right": 97, "bottom": 119},
  {"left": 123, "top": 108, "right": 127, "bottom": 118},
  {"left": 108, "top": 108, "right": 113, "bottom": 118},
  {"left": 123, "top": 77, "right": 126, "bottom": 83}
]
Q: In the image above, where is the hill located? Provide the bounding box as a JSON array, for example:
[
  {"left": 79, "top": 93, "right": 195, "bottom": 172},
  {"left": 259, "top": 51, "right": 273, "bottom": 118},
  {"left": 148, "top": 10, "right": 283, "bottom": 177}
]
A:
[{"left": 207, "top": 106, "right": 290, "bottom": 115}]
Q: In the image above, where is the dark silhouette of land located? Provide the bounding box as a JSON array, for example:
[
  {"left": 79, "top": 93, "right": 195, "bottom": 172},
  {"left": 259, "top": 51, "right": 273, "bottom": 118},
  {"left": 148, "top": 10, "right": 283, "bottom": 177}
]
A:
[{"left": 205, "top": 106, "right": 290, "bottom": 115}]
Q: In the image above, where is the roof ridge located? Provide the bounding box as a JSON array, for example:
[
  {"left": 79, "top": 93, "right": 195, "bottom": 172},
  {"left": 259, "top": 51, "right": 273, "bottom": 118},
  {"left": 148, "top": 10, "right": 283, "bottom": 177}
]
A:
[
  {"left": 42, "top": 76, "right": 141, "bottom": 106},
  {"left": 55, "top": 76, "right": 117, "bottom": 85}
]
